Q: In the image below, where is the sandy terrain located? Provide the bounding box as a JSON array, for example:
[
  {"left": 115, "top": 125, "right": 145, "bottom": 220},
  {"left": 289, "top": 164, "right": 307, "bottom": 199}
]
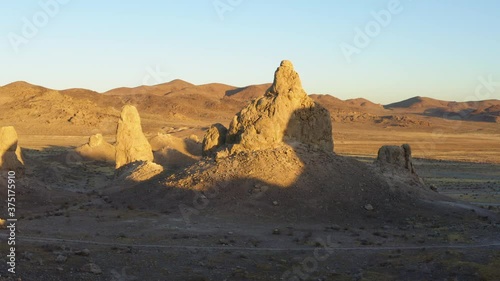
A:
[{"left": 0, "top": 80, "right": 499, "bottom": 280}]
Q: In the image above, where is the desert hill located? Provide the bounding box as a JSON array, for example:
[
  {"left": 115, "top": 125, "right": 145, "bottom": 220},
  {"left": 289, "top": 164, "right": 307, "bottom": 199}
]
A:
[
  {"left": 386, "top": 96, "right": 500, "bottom": 123},
  {"left": 225, "top": 83, "right": 273, "bottom": 100},
  {"left": 346, "top": 97, "right": 383, "bottom": 108},
  {"left": 385, "top": 96, "right": 500, "bottom": 111},
  {"left": 1, "top": 80, "right": 499, "bottom": 163},
  {"left": 165, "top": 82, "right": 237, "bottom": 99},
  {"left": 103, "top": 79, "right": 194, "bottom": 96},
  {"left": 1, "top": 81, "right": 499, "bottom": 130},
  {"left": 310, "top": 94, "right": 384, "bottom": 113},
  {"left": 0, "top": 82, "right": 120, "bottom": 135},
  {"left": 385, "top": 96, "right": 448, "bottom": 110}
]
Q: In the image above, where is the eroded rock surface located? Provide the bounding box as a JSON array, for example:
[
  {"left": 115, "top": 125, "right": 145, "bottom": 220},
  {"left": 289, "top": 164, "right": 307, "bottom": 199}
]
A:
[
  {"left": 202, "top": 123, "right": 228, "bottom": 156},
  {"left": 115, "top": 105, "right": 153, "bottom": 169},
  {"left": 0, "top": 126, "right": 24, "bottom": 173},
  {"left": 225, "top": 60, "right": 333, "bottom": 152},
  {"left": 375, "top": 143, "right": 415, "bottom": 174}
]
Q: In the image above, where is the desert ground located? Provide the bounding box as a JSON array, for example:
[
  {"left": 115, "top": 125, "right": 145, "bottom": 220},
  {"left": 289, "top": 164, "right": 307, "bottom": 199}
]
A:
[{"left": 0, "top": 62, "right": 499, "bottom": 281}]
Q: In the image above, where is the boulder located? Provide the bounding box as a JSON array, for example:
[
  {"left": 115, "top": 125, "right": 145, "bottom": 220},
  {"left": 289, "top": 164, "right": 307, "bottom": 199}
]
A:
[
  {"left": 202, "top": 123, "right": 228, "bottom": 156},
  {"left": 375, "top": 144, "right": 415, "bottom": 174},
  {"left": 226, "top": 60, "right": 333, "bottom": 152},
  {"left": 0, "top": 126, "right": 24, "bottom": 173},
  {"left": 115, "top": 105, "right": 154, "bottom": 169},
  {"left": 76, "top": 133, "right": 116, "bottom": 162}
]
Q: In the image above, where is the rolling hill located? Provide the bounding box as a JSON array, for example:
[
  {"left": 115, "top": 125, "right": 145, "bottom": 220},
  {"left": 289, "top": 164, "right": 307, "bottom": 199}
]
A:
[{"left": 0, "top": 80, "right": 499, "bottom": 137}]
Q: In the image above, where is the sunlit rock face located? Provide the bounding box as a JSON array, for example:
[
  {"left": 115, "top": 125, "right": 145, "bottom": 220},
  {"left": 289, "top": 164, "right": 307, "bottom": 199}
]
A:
[
  {"left": 226, "top": 60, "right": 333, "bottom": 152},
  {"left": 0, "top": 126, "right": 24, "bottom": 173},
  {"left": 115, "top": 105, "right": 153, "bottom": 169}
]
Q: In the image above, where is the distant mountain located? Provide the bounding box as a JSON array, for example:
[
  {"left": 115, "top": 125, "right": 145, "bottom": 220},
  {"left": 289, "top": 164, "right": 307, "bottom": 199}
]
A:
[
  {"left": 310, "top": 94, "right": 344, "bottom": 108},
  {"left": 310, "top": 94, "right": 384, "bottom": 114},
  {"left": 0, "top": 81, "right": 47, "bottom": 97},
  {"left": 103, "top": 79, "right": 194, "bottom": 96},
  {"left": 103, "top": 80, "right": 274, "bottom": 102},
  {"left": 345, "top": 98, "right": 383, "bottom": 108},
  {"left": 384, "top": 96, "right": 449, "bottom": 110},
  {"left": 225, "top": 84, "right": 272, "bottom": 100},
  {"left": 1, "top": 81, "right": 499, "bottom": 138},
  {"left": 165, "top": 83, "right": 237, "bottom": 99},
  {"left": 385, "top": 96, "right": 500, "bottom": 110},
  {"left": 385, "top": 96, "right": 500, "bottom": 122}
]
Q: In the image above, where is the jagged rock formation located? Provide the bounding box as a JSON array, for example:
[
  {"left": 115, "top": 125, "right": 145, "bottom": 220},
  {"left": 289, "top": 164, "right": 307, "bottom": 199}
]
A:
[
  {"left": 225, "top": 60, "right": 333, "bottom": 152},
  {"left": 0, "top": 126, "right": 24, "bottom": 173},
  {"left": 375, "top": 144, "right": 415, "bottom": 174},
  {"left": 75, "top": 133, "right": 116, "bottom": 162},
  {"left": 202, "top": 123, "right": 228, "bottom": 156},
  {"left": 115, "top": 105, "right": 154, "bottom": 169}
]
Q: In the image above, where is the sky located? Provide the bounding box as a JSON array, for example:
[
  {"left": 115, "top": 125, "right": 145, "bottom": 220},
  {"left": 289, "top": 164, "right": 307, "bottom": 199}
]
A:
[{"left": 1, "top": 0, "right": 499, "bottom": 104}]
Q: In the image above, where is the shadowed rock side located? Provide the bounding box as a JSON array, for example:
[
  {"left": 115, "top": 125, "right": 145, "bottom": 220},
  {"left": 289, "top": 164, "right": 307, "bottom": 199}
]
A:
[
  {"left": 166, "top": 61, "right": 448, "bottom": 221},
  {"left": 375, "top": 144, "right": 415, "bottom": 174},
  {"left": 373, "top": 143, "right": 431, "bottom": 192},
  {"left": 150, "top": 133, "right": 201, "bottom": 170},
  {"left": 225, "top": 60, "right": 333, "bottom": 152},
  {"left": 75, "top": 133, "right": 116, "bottom": 162},
  {"left": 163, "top": 106, "right": 447, "bottom": 222},
  {"left": 115, "top": 105, "right": 154, "bottom": 169},
  {"left": 0, "top": 126, "right": 24, "bottom": 173},
  {"left": 202, "top": 123, "right": 228, "bottom": 156}
]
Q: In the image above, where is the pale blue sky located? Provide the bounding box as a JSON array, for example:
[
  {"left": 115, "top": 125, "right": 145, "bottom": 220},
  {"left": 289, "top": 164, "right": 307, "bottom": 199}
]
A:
[{"left": 1, "top": 0, "right": 499, "bottom": 104}]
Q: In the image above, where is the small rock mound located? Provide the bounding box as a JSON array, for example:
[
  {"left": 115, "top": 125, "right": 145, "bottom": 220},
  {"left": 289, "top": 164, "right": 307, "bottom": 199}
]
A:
[
  {"left": 150, "top": 133, "right": 200, "bottom": 170},
  {"left": 164, "top": 143, "right": 419, "bottom": 221},
  {"left": 225, "top": 60, "right": 333, "bottom": 152},
  {"left": 202, "top": 123, "right": 228, "bottom": 156},
  {"left": 115, "top": 105, "right": 154, "bottom": 169},
  {"left": 375, "top": 144, "right": 415, "bottom": 174},
  {"left": 0, "top": 126, "right": 24, "bottom": 173},
  {"left": 76, "top": 133, "right": 115, "bottom": 162},
  {"left": 116, "top": 161, "right": 164, "bottom": 182}
]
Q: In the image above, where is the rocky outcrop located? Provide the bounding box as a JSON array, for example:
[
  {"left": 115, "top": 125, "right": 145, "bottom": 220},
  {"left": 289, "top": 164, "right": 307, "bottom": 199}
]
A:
[
  {"left": 0, "top": 126, "right": 24, "bottom": 173},
  {"left": 202, "top": 123, "right": 228, "bottom": 156},
  {"left": 76, "top": 133, "right": 116, "bottom": 162},
  {"left": 225, "top": 60, "right": 333, "bottom": 152},
  {"left": 115, "top": 105, "right": 154, "bottom": 169},
  {"left": 375, "top": 144, "right": 415, "bottom": 174}
]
